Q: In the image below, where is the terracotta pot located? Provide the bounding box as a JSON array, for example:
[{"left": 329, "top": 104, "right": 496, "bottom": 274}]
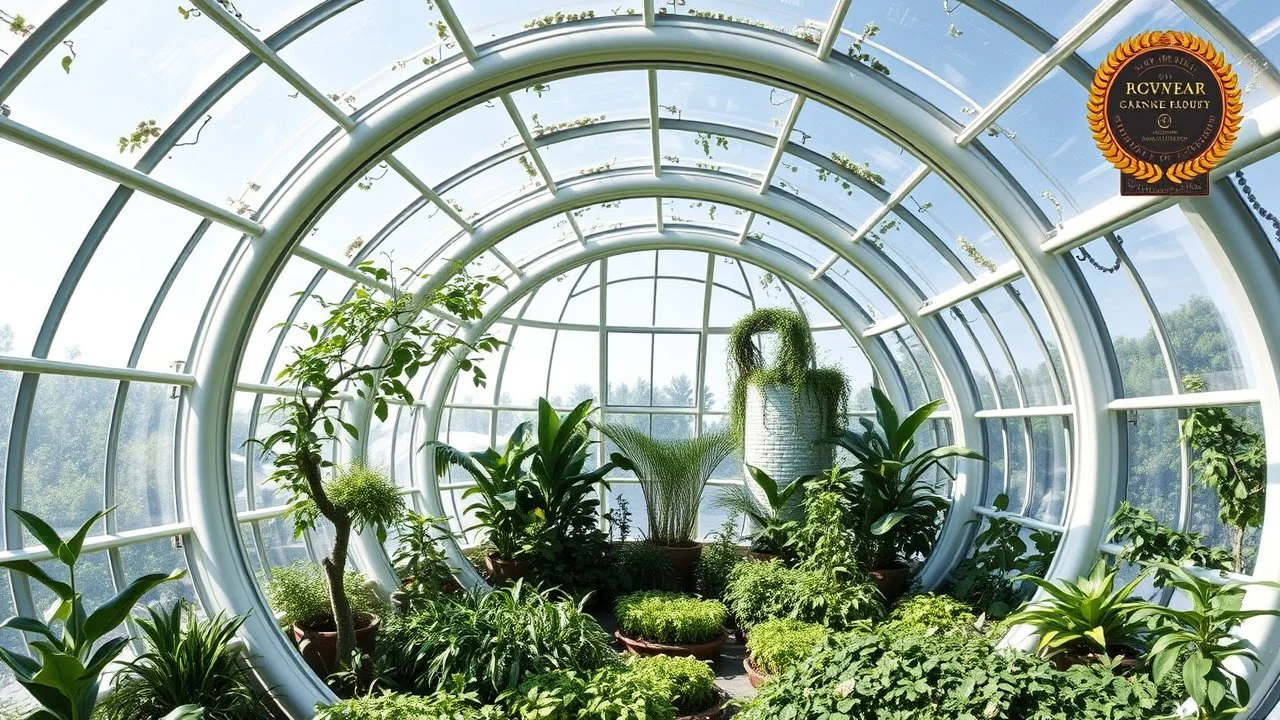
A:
[
  {"left": 869, "top": 565, "right": 911, "bottom": 602},
  {"left": 1052, "top": 647, "right": 1145, "bottom": 674},
  {"left": 293, "top": 613, "right": 380, "bottom": 677},
  {"left": 675, "top": 688, "right": 729, "bottom": 720},
  {"left": 744, "top": 656, "right": 770, "bottom": 689},
  {"left": 485, "top": 553, "right": 532, "bottom": 583},
  {"left": 615, "top": 629, "right": 725, "bottom": 661},
  {"left": 656, "top": 543, "right": 703, "bottom": 592},
  {"left": 746, "top": 550, "right": 778, "bottom": 563}
]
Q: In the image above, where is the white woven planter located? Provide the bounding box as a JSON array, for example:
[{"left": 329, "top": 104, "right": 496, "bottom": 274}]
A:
[{"left": 742, "top": 382, "right": 835, "bottom": 502}]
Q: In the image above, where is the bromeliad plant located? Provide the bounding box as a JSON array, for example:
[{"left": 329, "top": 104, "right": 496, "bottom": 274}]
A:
[
  {"left": 0, "top": 509, "right": 185, "bottom": 720},
  {"left": 1006, "top": 559, "right": 1151, "bottom": 661},
  {"left": 1137, "top": 564, "right": 1280, "bottom": 720},
  {"left": 257, "top": 261, "right": 500, "bottom": 665},
  {"left": 714, "top": 465, "right": 804, "bottom": 556},
  {"left": 823, "top": 387, "right": 984, "bottom": 571}
]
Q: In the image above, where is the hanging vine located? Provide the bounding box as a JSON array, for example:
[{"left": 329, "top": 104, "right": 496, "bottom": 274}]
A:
[
  {"left": 118, "top": 119, "right": 161, "bottom": 154},
  {"left": 846, "top": 22, "right": 891, "bottom": 76},
  {"left": 957, "top": 236, "right": 997, "bottom": 273},
  {"left": 178, "top": 1, "right": 259, "bottom": 32},
  {"left": 524, "top": 10, "right": 596, "bottom": 28},
  {"left": 1, "top": 10, "right": 77, "bottom": 71},
  {"left": 356, "top": 162, "right": 390, "bottom": 191}
]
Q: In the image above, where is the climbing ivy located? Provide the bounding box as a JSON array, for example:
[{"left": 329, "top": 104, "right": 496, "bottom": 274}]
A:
[
  {"left": 118, "top": 119, "right": 161, "bottom": 154},
  {"left": 524, "top": 11, "right": 596, "bottom": 29},
  {"left": 847, "top": 22, "right": 891, "bottom": 76},
  {"left": 957, "top": 236, "right": 998, "bottom": 273}
]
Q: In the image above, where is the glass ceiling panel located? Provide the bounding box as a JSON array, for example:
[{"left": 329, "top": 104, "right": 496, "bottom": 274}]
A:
[
  {"left": 866, "top": 215, "right": 965, "bottom": 297},
  {"left": 4, "top": 0, "right": 244, "bottom": 161},
  {"left": 658, "top": 128, "right": 773, "bottom": 180},
  {"left": 301, "top": 169, "right": 421, "bottom": 259},
  {"left": 657, "top": 71, "right": 795, "bottom": 139},
  {"left": 1209, "top": 0, "right": 1280, "bottom": 75},
  {"left": 451, "top": 1, "right": 636, "bottom": 46},
  {"left": 659, "top": 249, "right": 709, "bottom": 280},
  {"left": 276, "top": 0, "right": 458, "bottom": 114},
  {"left": 904, "top": 173, "right": 1012, "bottom": 276},
  {"left": 838, "top": 0, "right": 1040, "bottom": 122},
  {"left": 654, "top": 279, "right": 709, "bottom": 328},
  {"left": 794, "top": 100, "right": 920, "bottom": 190},
  {"left": 508, "top": 71, "right": 647, "bottom": 139},
  {"left": 495, "top": 216, "right": 573, "bottom": 268},
  {"left": 1011, "top": 278, "right": 1071, "bottom": 404},
  {"left": 1005, "top": 0, "right": 1100, "bottom": 38},
  {"left": 664, "top": 197, "right": 746, "bottom": 232},
  {"left": 939, "top": 307, "right": 999, "bottom": 409},
  {"left": 538, "top": 129, "right": 651, "bottom": 181},
  {"left": 825, "top": 258, "right": 894, "bottom": 323},
  {"left": 393, "top": 100, "right": 521, "bottom": 188},
  {"left": 958, "top": 299, "right": 1022, "bottom": 408},
  {"left": 440, "top": 154, "right": 548, "bottom": 223},
  {"left": 750, "top": 217, "right": 830, "bottom": 270},
  {"left": 771, "top": 153, "right": 883, "bottom": 224},
  {"left": 363, "top": 201, "right": 465, "bottom": 276},
  {"left": 659, "top": 0, "right": 829, "bottom": 39},
  {"left": 573, "top": 198, "right": 655, "bottom": 237}
]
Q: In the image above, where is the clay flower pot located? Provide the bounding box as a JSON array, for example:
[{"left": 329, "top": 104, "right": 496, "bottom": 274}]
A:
[
  {"left": 744, "top": 656, "right": 770, "bottom": 689},
  {"left": 293, "top": 613, "right": 380, "bottom": 677},
  {"left": 869, "top": 565, "right": 910, "bottom": 602},
  {"left": 485, "top": 552, "right": 532, "bottom": 583},
  {"left": 676, "top": 688, "right": 729, "bottom": 720},
  {"left": 655, "top": 543, "right": 703, "bottom": 592},
  {"left": 615, "top": 628, "right": 726, "bottom": 661}
]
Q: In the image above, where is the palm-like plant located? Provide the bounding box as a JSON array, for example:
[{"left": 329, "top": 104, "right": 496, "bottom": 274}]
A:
[
  {"left": 1006, "top": 559, "right": 1151, "bottom": 660},
  {"left": 596, "top": 424, "right": 737, "bottom": 547},
  {"left": 823, "top": 387, "right": 983, "bottom": 569},
  {"left": 1137, "top": 564, "right": 1280, "bottom": 719},
  {"left": 713, "top": 465, "right": 805, "bottom": 555}
]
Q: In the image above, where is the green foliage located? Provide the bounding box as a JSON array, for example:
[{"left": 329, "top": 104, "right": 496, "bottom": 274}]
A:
[
  {"left": 823, "top": 387, "right": 982, "bottom": 569},
  {"left": 594, "top": 424, "right": 735, "bottom": 547},
  {"left": 391, "top": 511, "right": 456, "bottom": 609},
  {"left": 1181, "top": 375, "right": 1266, "bottom": 572},
  {"left": 714, "top": 465, "right": 803, "bottom": 555},
  {"left": 614, "top": 591, "right": 727, "bottom": 645},
  {"left": 438, "top": 421, "right": 539, "bottom": 560},
  {"left": 500, "top": 664, "right": 674, "bottom": 720},
  {"left": 372, "top": 582, "right": 613, "bottom": 701},
  {"left": 118, "top": 119, "right": 160, "bottom": 153},
  {"left": 611, "top": 542, "right": 676, "bottom": 594},
  {"left": 315, "top": 688, "right": 490, "bottom": 720},
  {"left": 1006, "top": 560, "right": 1151, "bottom": 659},
  {"left": 1107, "top": 501, "right": 1233, "bottom": 588},
  {"left": 1137, "top": 564, "right": 1280, "bottom": 719},
  {"left": 263, "top": 561, "right": 383, "bottom": 627},
  {"left": 694, "top": 515, "right": 743, "bottom": 600},
  {"left": 723, "top": 560, "right": 883, "bottom": 631},
  {"left": 885, "top": 593, "right": 976, "bottom": 637},
  {"left": 726, "top": 308, "right": 848, "bottom": 442},
  {"left": 948, "top": 494, "right": 1059, "bottom": 618},
  {"left": 96, "top": 603, "right": 273, "bottom": 720},
  {"left": 291, "top": 462, "right": 403, "bottom": 542},
  {"left": 745, "top": 618, "right": 827, "bottom": 676},
  {"left": 0, "top": 509, "right": 184, "bottom": 720},
  {"left": 792, "top": 468, "right": 864, "bottom": 584},
  {"left": 626, "top": 655, "right": 717, "bottom": 714}
]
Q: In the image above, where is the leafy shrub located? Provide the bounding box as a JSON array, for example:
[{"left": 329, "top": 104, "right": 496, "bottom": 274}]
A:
[
  {"left": 948, "top": 495, "right": 1060, "bottom": 618},
  {"left": 626, "top": 655, "right": 717, "bottom": 714},
  {"left": 314, "top": 689, "right": 488, "bottom": 719},
  {"left": 745, "top": 619, "right": 827, "bottom": 675},
  {"left": 610, "top": 541, "right": 675, "bottom": 594},
  {"left": 263, "top": 561, "right": 384, "bottom": 627},
  {"left": 1006, "top": 560, "right": 1150, "bottom": 659},
  {"left": 501, "top": 665, "right": 675, "bottom": 720},
  {"left": 373, "top": 581, "right": 614, "bottom": 701},
  {"left": 694, "top": 515, "right": 743, "bottom": 599},
  {"left": 614, "top": 591, "right": 727, "bottom": 644},
  {"left": 885, "top": 593, "right": 976, "bottom": 637},
  {"left": 724, "top": 560, "right": 882, "bottom": 630},
  {"left": 97, "top": 603, "right": 274, "bottom": 720}
]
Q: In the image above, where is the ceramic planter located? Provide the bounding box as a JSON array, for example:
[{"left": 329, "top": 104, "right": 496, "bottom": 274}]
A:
[
  {"left": 675, "top": 688, "right": 729, "bottom": 720},
  {"left": 744, "top": 656, "right": 769, "bottom": 689},
  {"left": 614, "top": 629, "right": 726, "bottom": 661},
  {"left": 293, "top": 613, "right": 380, "bottom": 677},
  {"left": 743, "top": 383, "right": 834, "bottom": 500},
  {"left": 484, "top": 552, "right": 532, "bottom": 583}
]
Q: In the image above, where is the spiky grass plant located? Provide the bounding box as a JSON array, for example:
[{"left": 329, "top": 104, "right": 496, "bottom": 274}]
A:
[{"left": 594, "top": 425, "right": 737, "bottom": 547}]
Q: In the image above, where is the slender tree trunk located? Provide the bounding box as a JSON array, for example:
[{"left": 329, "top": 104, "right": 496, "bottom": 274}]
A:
[
  {"left": 324, "top": 519, "right": 356, "bottom": 663},
  {"left": 1233, "top": 528, "right": 1245, "bottom": 574}
]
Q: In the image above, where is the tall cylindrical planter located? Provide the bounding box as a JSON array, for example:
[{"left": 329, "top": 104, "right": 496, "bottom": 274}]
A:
[{"left": 743, "top": 383, "right": 834, "bottom": 500}]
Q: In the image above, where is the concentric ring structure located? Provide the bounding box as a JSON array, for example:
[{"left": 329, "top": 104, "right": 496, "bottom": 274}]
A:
[{"left": 2, "top": 0, "right": 1280, "bottom": 716}]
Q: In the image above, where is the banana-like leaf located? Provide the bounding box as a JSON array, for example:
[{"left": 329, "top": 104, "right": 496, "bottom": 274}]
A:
[
  {"left": 0, "top": 561, "right": 73, "bottom": 601},
  {"left": 65, "top": 509, "right": 110, "bottom": 562},
  {"left": 0, "top": 616, "right": 60, "bottom": 648},
  {"left": 10, "top": 510, "right": 68, "bottom": 565}
]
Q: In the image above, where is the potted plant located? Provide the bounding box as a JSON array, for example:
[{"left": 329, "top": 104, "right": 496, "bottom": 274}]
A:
[
  {"left": 628, "top": 655, "right": 728, "bottom": 720},
  {"left": 0, "top": 509, "right": 185, "bottom": 720},
  {"left": 743, "top": 618, "right": 827, "bottom": 688},
  {"left": 264, "top": 561, "right": 387, "bottom": 677},
  {"left": 613, "top": 591, "right": 728, "bottom": 660},
  {"left": 595, "top": 424, "right": 736, "bottom": 590},
  {"left": 714, "top": 465, "right": 803, "bottom": 562},
  {"left": 255, "top": 260, "right": 500, "bottom": 670},
  {"left": 723, "top": 559, "right": 883, "bottom": 636},
  {"left": 727, "top": 309, "right": 847, "bottom": 508},
  {"left": 694, "top": 514, "right": 744, "bottom": 601},
  {"left": 1005, "top": 559, "right": 1150, "bottom": 671},
  {"left": 390, "top": 511, "right": 460, "bottom": 613},
  {"left": 823, "top": 387, "right": 983, "bottom": 600}
]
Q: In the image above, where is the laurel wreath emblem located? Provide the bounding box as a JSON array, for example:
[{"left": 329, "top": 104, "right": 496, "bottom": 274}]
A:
[{"left": 1087, "top": 31, "right": 1241, "bottom": 184}]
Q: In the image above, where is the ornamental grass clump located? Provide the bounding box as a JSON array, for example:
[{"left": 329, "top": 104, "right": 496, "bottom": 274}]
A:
[
  {"left": 614, "top": 591, "right": 727, "bottom": 644},
  {"left": 626, "top": 655, "right": 718, "bottom": 714},
  {"left": 745, "top": 618, "right": 827, "bottom": 676}
]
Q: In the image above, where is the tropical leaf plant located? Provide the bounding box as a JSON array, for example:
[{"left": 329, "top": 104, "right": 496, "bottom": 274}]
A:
[
  {"left": 822, "top": 387, "right": 983, "bottom": 568},
  {"left": 0, "top": 509, "right": 184, "bottom": 720},
  {"left": 1005, "top": 559, "right": 1151, "bottom": 659},
  {"left": 713, "top": 465, "right": 804, "bottom": 555}
]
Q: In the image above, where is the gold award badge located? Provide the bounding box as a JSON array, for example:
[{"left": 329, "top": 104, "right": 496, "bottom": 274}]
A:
[{"left": 1087, "top": 31, "right": 1241, "bottom": 196}]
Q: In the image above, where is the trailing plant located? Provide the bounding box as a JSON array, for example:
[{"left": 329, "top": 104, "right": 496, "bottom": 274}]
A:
[
  {"left": 97, "top": 603, "right": 274, "bottom": 720},
  {"left": 713, "top": 465, "right": 803, "bottom": 555},
  {"left": 745, "top": 618, "right": 827, "bottom": 675},
  {"left": 1107, "top": 501, "right": 1233, "bottom": 588},
  {"left": 255, "top": 260, "right": 500, "bottom": 664},
  {"left": 823, "top": 387, "right": 982, "bottom": 569},
  {"left": 885, "top": 593, "right": 977, "bottom": 637},
  {"left": 1006, "top": 559, "right": 1151, "bottom": 660},
  {"left": 1181, "top": 375, "right": 1266, "bottom": 572},
  {"left": 263, "top": 561, "right": 384, "bottom": 628},
  {"left": 391, "top": 511, "right": 456, "bottom": 608},
  {"left": 723, "top": 560, "right": 883, "bottom": 631},
  {"left": 694, "top": 514, "right": 743, "bottom": 600},
  {"left": 606, "top": 496, "right": 633, "bottom": 541},
  {"left": 726, "top": 308, "right": 848, "bottom": 442},
  {"left": 1137, "top": 564, "right": 1280, "bottom": 719},
  {"left": 610, "top": 542, "right": 676, "bottom": 594},
  {"left": 0, "top": 509, "right": 184, "bottom": 720},
  {"left": 594, "top": 424, "right": 735, "bottom": 547},
  {"left": 613, "top": 591, "right": 727, "bottom": 644},
  {"left": 626, "top": 655, "right": 717, "bottom": 714},
  {"left": 372, "top": 581, "right": 613, "bottom": 701}
]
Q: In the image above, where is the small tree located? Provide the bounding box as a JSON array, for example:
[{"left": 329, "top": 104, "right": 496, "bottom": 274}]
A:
[
  {"left": 1181, "top": 375, "right": 1266, "bottom": 572},
  {"left": 256, "top": 261, "right": 501, "bottom": 665}
]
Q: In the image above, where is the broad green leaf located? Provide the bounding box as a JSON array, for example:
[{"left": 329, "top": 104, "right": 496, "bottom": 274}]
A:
[
  {"left": 11, "top": 510, "right": 67, "bottom": 564},
  {"left": 82, "top": 570, "right": 184, "bottom": 646},
  {"left": 66, "top": 509, "right": 110, "bottom": 561},
  {"left": 0, "top": 561, "right": 72, "bottom": 601}
]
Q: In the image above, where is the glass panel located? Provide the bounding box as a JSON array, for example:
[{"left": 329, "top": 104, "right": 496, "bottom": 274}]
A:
[
  {"left": 653, "top": 334, "right": 699, "bottom": 408},
  {"left": 119, "top": 538, "right": 199, "bottom": 608},
  {"left": 1124, "top": 409, "right": 1183, "bottom": 528},
  {"left": 659, "top": 128, "right": 773, "bottom": 179},
  {"left": 607, "top": 333, "right": 652, "bottom": 406},
  {"left": 22, "top": 376, "right": 113, "bottom": 538},
  {"left": 548, "top": 330, "right": 599, "bottom": 406},
  {"left": 1028, "top": 417, "right": 1069, "bottom": 524},
  {"left": 904, "top": 173, "right": 1012, "bottom": 277},
  {"left": 657, "top": 71, "right": 796, "bottom": 139},
  {"left": 981, "top": 419, "right": 1007, "bottom": 506},
  {"left": 116, "top": 383, "right": 178, "bottom": 532}
]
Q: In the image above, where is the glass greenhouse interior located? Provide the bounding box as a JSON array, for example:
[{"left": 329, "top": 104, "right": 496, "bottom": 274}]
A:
[{"left": 2, "top": 0, "right": 1280, "bottom": 718}]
